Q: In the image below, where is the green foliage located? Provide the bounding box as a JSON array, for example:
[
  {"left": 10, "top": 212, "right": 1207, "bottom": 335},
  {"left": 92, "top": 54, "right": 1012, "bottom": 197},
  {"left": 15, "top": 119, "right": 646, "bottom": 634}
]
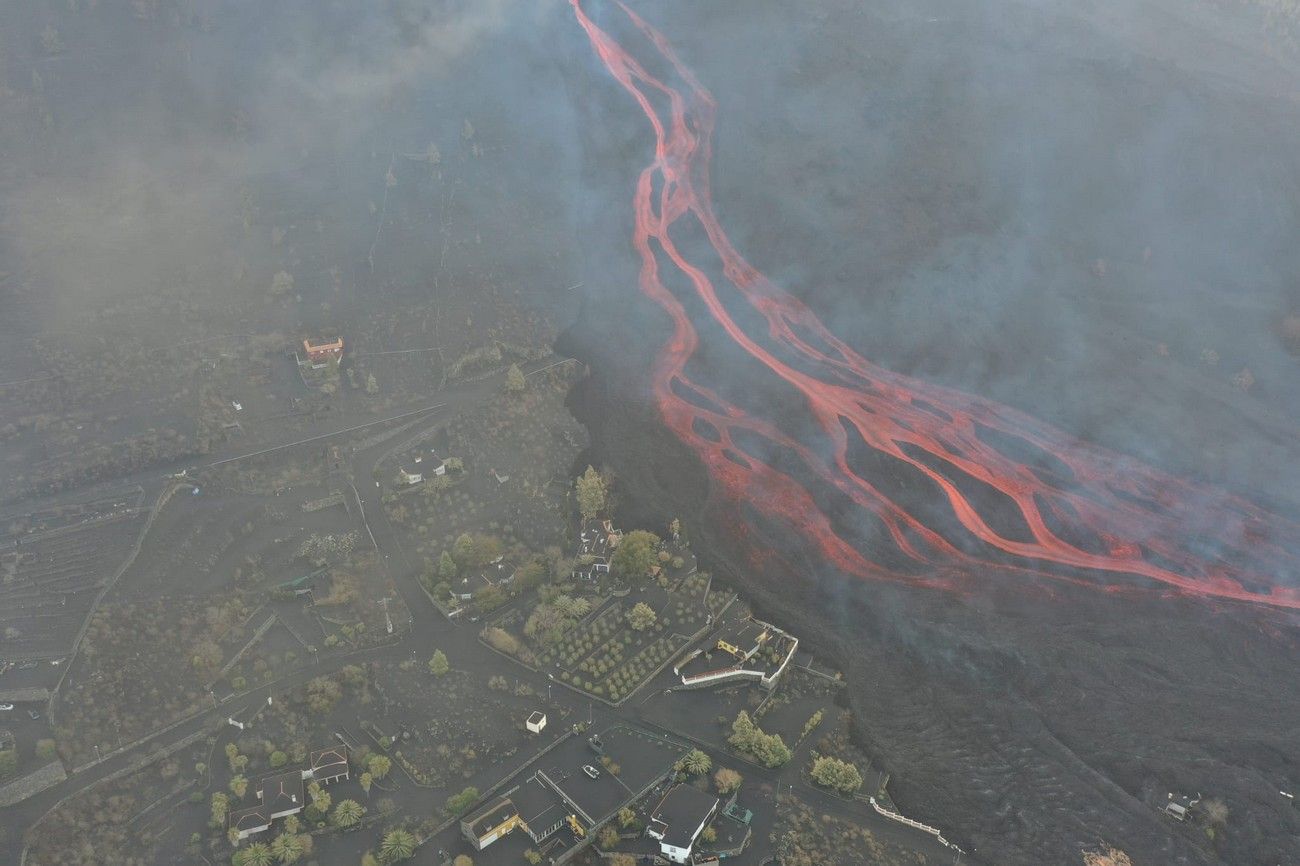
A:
[
  {"left": 575, "top": 466, "right": 608, "bottom": 521},
  {"left": 445, "top": 785, "right": 480, "bottom": 816},
  {"left": 210, "top": 791, "right": 230, "bottom": 826},
  {"left": 610, "top": 530, "right": 660, "bottom": 581},
  {"left": 626, "top": 601, "right": 657, "bottom": 631},
  {"left": 332, "top": 799, "right": 366, "bottom": 828},
  {"left": 438, "top": 550, "right": 458, "bottom": 580},
  {"left": 229, "top": 775, "right": 249, "bottom": 798},
  {"left": 597, "top": 824, "right": 621, "bottom": 849},
  {"left": 367, "top": 754, "right": 392, "bottom": 780},
  {"left": 378, "top": 828, "right": 417, "bottom": 862},
  {"left": 505, "top": 363, "right": 527, "bottom": 393},
  {"left": 269, "top": 750, "right": 288, "bottom": 768},
  {"left": 800, "top": 709, "right": 824, "bottom": 742},
  {"left": 427, "top": 649, "right": 450, "bottom": 676},
  {"left": 452, "top": 533, "right": 501, "bottom": 570},
  {"left": 809, "top": 755, "right": 863, "bottom": 794},
  {"left": 269, "top": 832, "right": 308, "bottom": 863},
  {"left": 305, "top": 676, "right": 343, "bottom": 713},
  {"left": 233, "top": 842, "right": 274, "bottom": 866},
  {"left": 35, "top": 739, "right": 57, "bottom": 761},
  {"left": 728, "top": 711, "right": 792, "bottom": 768},
  {"left": 678, "top": 749, "right": 712, "bottom": 776},
  {"left": 617, "top": 806, "right": 637, "bottom": 828}
]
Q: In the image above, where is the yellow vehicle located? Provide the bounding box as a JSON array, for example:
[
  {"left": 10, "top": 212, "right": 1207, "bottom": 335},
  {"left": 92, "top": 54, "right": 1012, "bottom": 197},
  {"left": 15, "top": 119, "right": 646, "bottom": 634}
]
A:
[{"left": 566, "top": 814, "right": 586, "bottom": 839}]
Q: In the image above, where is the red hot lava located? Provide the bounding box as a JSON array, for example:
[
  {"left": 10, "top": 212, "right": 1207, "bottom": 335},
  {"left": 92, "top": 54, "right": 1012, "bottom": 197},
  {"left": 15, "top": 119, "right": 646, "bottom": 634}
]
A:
[{"left": 571, "top": 0, "right": 1300, "bottom": 610}]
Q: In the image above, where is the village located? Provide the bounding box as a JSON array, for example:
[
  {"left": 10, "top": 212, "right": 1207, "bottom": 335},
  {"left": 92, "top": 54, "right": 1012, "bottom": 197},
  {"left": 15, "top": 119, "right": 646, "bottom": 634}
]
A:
[{"left": 0, "top": 334, "right": 963, "bottom": 866}]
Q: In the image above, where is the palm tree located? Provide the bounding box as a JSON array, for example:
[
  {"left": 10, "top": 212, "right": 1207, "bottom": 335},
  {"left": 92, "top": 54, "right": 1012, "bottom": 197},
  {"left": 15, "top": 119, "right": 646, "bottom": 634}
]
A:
[
  {"left": 368, "top": 754, "right": 392, "bottom": 780},
  {"left": 270, "top": 833, "right": 305, "bottom": 864},
  {"left": 234, "top": 843, "right": 273, "bottom": 866},
  {"left": 379, "top": 828, "right": 417, "bottom": 863},
  {"left": 682, "top": 749, "right": 711, "bottom": 776},
  {"left": 332, "top": 799, "right": 366, "bottom": 828}
]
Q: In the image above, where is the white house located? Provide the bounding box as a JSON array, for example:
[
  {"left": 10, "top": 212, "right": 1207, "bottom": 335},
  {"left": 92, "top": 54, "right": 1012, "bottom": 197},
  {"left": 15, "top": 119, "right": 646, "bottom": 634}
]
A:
[{"left": 647, "top": 784, "right": 718, "bottom": 864}]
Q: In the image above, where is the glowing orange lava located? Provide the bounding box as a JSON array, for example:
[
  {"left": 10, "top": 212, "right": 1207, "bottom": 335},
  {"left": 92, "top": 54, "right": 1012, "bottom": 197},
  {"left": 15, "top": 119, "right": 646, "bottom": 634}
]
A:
[{"left": 572, "top": 0, "right": 1300, "bottom": 610}]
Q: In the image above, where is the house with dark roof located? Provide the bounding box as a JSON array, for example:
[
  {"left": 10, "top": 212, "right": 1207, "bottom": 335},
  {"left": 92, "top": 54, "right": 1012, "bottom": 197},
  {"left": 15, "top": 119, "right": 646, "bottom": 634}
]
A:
[
  {"left": 307, "top": 746, "right": 349, "bottom": 785},
  {"left": 258, "top": 770, "right": 305, "bottom": 820},
  {"left": 228, "top": 803, "right": 272, "bottom": 841},
  {"left": 647, "top": 784, "right": 719, "bottom": 864}
]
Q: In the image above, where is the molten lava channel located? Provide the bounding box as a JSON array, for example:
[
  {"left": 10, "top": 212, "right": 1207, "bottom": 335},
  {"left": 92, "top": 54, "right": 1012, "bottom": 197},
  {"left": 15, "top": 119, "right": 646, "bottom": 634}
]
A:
[{"left": 571, "top": 0, "right": 1300, "bottom": 611}]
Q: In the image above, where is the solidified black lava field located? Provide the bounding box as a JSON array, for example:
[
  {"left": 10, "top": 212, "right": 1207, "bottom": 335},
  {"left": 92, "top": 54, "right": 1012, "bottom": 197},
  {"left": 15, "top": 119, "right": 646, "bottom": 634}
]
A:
[{"left": 561, "top": 1, "right": 1300, "bottom": 863}]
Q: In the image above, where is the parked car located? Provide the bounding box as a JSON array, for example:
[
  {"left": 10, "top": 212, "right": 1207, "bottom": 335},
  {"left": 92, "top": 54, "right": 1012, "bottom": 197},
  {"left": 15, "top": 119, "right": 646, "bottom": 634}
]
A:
[
  {"left": 28, "top": 710, "right": 40, "bottom": 720},
  {"left": 582, "top": 764, "right": 600, "bottom": 779},
  {"left": 0, "top": 703, "right": 13, "bottom": 712}
]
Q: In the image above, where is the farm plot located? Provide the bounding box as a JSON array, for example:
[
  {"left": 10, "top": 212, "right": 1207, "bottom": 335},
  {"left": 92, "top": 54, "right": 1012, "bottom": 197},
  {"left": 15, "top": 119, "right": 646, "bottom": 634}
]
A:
[
  {"left": 0, "top": 510, "right": 147, "bottom": 658},
  {"left": 527, "top": 581, "right": 718, "bottom": 703},
  {"left": 53, "top": 595, "right": 256, "bottom": 765}
]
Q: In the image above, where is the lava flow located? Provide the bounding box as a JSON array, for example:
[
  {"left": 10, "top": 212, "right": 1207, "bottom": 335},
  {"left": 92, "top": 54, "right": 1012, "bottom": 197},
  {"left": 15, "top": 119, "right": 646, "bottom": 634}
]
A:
[{"left": 571, "top": 0, "right": 1300, "bottom": 610}]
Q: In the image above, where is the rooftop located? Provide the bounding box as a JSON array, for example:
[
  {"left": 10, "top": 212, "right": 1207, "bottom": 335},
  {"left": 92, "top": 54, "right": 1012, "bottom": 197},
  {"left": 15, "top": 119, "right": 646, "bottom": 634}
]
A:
[
  {"left": 310, "top": 746, "right": 348, "bottom": 776},
  {"left": 651, "top": 783, "right": 719, "bottom": 849},
  {"left": 466, "top": 797, "right": 520, "bottom": 839},
  {"left": 257, "top": 770, "right": 304, "bottom": 815}
]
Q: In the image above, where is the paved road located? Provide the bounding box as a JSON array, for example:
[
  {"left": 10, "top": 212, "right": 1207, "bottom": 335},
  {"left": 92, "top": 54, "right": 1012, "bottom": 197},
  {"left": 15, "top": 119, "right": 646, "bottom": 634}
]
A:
[{"left": 1, "top": 355, "right": 957, "bottom": 865}]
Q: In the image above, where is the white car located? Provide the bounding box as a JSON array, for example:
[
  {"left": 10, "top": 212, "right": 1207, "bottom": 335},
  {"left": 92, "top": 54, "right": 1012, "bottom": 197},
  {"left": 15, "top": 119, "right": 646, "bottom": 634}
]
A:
[{"left": 0, "top": 703, "right": 13, "bottom": 712}]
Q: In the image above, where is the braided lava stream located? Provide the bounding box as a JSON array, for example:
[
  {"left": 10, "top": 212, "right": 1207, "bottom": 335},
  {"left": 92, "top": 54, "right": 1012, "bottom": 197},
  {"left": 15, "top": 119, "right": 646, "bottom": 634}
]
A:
[{"left": 571, "top": 0, "right": 1300, "bottom": 610}]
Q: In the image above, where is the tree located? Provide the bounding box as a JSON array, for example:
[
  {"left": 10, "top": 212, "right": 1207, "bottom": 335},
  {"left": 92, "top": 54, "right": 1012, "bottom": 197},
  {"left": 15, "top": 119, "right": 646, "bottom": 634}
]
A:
[
  {"left": 368, "top": 754, "right": 392, "bottom": 780},
  {"left": 680, "top": 749, "right": 712, "bottom": 776},
  {"left": 446, "top": 785, "right": 480, "bottom": 815},
  {"left": 809, "top": 755, "right": 863, "bottom": 795},
  {"left": 269, "top": 750, "right": 288, "bottom": 768},
  {"left": 333, "top": 799, "right": 366, "bottom": 828},
  {"left": 626, "top": 601, "right": 657, "bottom": 631},
  {"left": 524, "top": 850, "right": 542, "bottom": 865},
  {"left": 236, "top": 844, "right": 273, "bottom": 866},
  {"left": 35, "top": 739, "right": 57, "bottom": 761},
  {"left": 379, "top": 828, "right": 416, "bottom": 862},
  {"left": 308, "top": 780, "right": 331, "bottom": 814},
  {"left": 617, "top": 806, "right": 637, "bottom": 828},
  {"left": 702, "top": 825, "right": 717, "bottom": 843},
  {"left": 365, "top": 373, "right": 379, "bottom": 394},
  {"left": 453, "top": 857, "right": 475, "bottom": 866},
  {"left": 574, "top": 466, "right": 608, "bottom": 521},
  {"left": 597, "top": 824, "right": 620, "bottom": 849},
  {"left": 234, "top": 842, "right": 273, "bottom": 866},
  {"left": 729, "top": 711, "right": 791, "bottom": 768},
  {"left": 229, "top": 775, "right": 249, "bottom": 798},
  {"left": 360, "top": 772, "right": 373, "bottom": 795},
  {"left": 714, "top": 767, "right": 743, "bottom": 794},
  {"left": 270, "top": 833, "right": 305, "bottom": 864},
  {"left": 452, "top": 533, "right": 501, "bottom": 570},
  {"left": 427, "top": 650, "right": 450, "bottom": 676},
  {"left": 438, "top": 550, "right": 457, "bottom": 579},
  {"left": 505, "top": 363, "right": 526, "bottom": 393},
  {"left": 609, "top": 855, "right": 637, "bottom": 866},
  {"left": 210, "top": 791, "right": 230, "bottom": 826},
  {"left": 305, "top": 676, "right": 343, "bottom": 713},
  {"left": 611, "top": 530, "right": 659, "bottom": 581},
  {"left": 362, "top": 854, "right": 380, "bottom": 866}
]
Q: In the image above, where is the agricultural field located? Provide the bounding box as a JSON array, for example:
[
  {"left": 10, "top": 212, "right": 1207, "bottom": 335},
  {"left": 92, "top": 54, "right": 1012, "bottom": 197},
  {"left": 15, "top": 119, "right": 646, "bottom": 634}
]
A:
[
  {"left": 488, "top": 565, "right": 729, "bottom": 704},
  {"left": 0, "top": 496, "right": 147, "bottom": 659}
]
